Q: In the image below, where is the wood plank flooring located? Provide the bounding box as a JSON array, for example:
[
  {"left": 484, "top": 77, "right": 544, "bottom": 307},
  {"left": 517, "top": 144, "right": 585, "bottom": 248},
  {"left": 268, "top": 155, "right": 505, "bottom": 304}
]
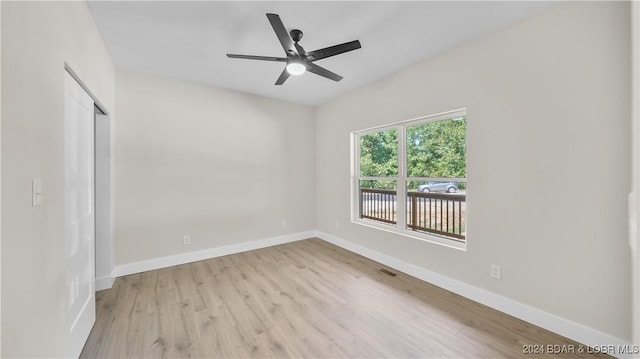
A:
[{"left": 81, "top": 238, "right": 609, "bottom": 358}]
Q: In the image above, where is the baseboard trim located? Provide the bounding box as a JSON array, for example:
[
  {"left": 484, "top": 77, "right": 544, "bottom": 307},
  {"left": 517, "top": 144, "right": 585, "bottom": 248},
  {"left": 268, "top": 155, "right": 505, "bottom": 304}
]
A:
[
  {"left": 315, "top": 231, "right": 633, "bottom": 358},
  {"left": 106, "top": 229, "right": 631, "bottom": 358},
  {"left": 95, "top": 275, "right": 115, "bottom": 291},
  {"left": 112, "top": 231, "right": 315, "bottom": 278}
]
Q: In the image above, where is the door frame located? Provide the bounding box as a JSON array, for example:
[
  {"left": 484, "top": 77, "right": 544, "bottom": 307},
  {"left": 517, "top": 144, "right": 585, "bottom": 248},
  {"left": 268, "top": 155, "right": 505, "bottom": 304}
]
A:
[
  {"left": 94, "top": 109, "right": 114, "bottom": 290},
  {"left": 631, "top": 0, "right": 639, "bottom": 347}
]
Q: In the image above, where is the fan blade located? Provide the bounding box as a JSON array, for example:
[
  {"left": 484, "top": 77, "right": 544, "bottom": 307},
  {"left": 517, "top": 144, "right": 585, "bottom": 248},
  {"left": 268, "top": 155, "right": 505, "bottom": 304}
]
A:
[
  {"left": 227, "top": 54, "right": 287, "bottom": 62},
  {"left": 306, "top": 40, "right": 361, "bottom": 62},
  {"left": 275, "top": 67, "right": 290, "bottom": 85},
  {"left": 306, "top": 62, "right": 343, "bottom": 82},
  {"left": 266, "top": 13, "right": 297, "bottom": 56}
]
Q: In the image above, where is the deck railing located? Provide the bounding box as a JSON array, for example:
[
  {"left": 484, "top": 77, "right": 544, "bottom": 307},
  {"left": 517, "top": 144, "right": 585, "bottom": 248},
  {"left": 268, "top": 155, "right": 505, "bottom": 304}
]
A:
[{"left": 360, "top": 188, "right": 466, "bottom": 241}]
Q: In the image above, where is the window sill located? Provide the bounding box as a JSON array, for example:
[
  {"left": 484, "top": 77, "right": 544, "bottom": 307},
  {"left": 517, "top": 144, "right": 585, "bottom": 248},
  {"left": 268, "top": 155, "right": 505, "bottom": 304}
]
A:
[{"left": 352, "top": 218, "right": 467, "bottom": 251}]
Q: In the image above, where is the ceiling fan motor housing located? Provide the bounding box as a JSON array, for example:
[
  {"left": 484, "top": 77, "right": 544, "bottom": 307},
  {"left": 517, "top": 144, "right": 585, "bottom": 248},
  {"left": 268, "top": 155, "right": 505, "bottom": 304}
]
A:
[{"left": 290, "top": 29, "right": 303, "bottom": 42}]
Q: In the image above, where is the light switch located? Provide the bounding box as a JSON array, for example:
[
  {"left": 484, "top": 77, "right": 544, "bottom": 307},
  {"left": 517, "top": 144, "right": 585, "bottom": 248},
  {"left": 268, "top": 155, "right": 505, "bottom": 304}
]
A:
[{"left": 32, "top": 179, "right": 43, "bottom": 207}]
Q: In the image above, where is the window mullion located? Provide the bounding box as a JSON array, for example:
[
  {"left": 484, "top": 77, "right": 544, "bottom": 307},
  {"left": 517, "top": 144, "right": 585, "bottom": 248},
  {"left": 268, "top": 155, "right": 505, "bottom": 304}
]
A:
[
  {"left": 397, "top": 126, "right": 406, "bottom": 230},
  {"left": 351, "top": 133, "right": 359, "bottom": 222}
]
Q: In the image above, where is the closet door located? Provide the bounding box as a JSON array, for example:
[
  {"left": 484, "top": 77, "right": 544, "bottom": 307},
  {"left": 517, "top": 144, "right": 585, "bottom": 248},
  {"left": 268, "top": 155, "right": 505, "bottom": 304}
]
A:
[{"left": 64, "top": 71, "right": 96, "bottom": 358}]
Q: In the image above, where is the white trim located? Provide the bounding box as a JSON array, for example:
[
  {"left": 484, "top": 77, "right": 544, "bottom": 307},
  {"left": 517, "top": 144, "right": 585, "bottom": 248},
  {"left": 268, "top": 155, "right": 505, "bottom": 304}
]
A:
[
  {"left": 0, "top": 1, "right": 3, "bottom": 355},
  {"left": 351, "top": 132, "right": 360, "bottom": 224},
  {"left": 315, "top": 231, "right": 633, "bottom": 358},
  {"left": 631, "top": 0, "right": 640, "bottom": 348},
  {"left": 64, "top": 65, "right": 108, "bottom": 116},
  {"left": 111, "top": 231, "right": 315, "bottom": 278},
  {"left": 358, "top": 176, "right": 399, "bottom": 181},
  {"left": 94, "top": 113, "right": 114, "bottom": 292},
  {"left": 95, "top": 276, "right": 115, "bottom": 291},
  {"left": 397, "top": 124, "right": 407, "bottom": 235},
  {"left": 407, "top": 177, "right": 467, "bottom": 182},
  {"left": 351, "top": 218, "right": 466, "bottom": 251}
]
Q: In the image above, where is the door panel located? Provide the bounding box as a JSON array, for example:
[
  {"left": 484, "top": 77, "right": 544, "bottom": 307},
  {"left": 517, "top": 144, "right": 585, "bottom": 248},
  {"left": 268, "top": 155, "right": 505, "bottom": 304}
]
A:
[{"left": 64, "top": 72, "right": 95, "bottom": 358}]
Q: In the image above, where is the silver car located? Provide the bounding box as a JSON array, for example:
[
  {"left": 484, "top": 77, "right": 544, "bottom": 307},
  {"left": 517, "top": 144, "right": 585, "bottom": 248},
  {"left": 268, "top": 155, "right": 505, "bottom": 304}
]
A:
[{"left": 417, "top": 182, "right": 459, "bottom": 193}]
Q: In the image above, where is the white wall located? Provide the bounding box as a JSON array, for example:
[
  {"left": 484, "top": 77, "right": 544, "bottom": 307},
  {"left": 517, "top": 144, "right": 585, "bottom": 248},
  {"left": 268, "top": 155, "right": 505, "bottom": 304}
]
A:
[
  {"left": 114, "top": 69, "right": 316, "bottom": 265},
  {"left": 1, "top": 2, "right": 114, "bottom": 357},
  {"left": 0, "top": 0, "right": 3, "bottom": 355},
  {"left": 632, "top": 0, "right": 640, "bottom": 347},
  {"left": 316, "top": 2, "right": 631, "bottom": 342}
]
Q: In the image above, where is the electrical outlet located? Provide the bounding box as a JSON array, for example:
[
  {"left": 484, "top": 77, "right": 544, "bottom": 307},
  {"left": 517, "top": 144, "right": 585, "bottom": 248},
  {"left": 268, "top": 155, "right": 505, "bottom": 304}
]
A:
[
  {"left": 183, "top": 235, "right": 191, "bottom": 246},
  {"left": 334, "top": 220, "right": 340, "bottom": 229},
  {"left": 490, "top": 264, "right": 502, "bottom": 280},
  {"left": 281, "top": 221, "right": 287, "bottom": 228}
]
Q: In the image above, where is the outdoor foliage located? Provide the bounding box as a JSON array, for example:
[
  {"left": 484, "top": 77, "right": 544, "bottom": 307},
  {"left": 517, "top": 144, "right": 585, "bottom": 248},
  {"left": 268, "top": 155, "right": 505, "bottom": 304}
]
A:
[
  {"left": 359, "top": 117, "right": 466, "bottom": 190},
  {"left": 407, "top": 117, "right": 466, "bottom": 178},
  {"left": 359, "top": 130, "right": 398, "bottom": 189}
]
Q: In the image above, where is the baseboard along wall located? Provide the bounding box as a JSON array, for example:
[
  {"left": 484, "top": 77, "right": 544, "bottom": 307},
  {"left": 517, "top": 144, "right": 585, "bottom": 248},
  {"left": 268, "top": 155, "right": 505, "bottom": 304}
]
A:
[
  {"left": 95, "top": 276, "right": 115, "bottom": 291},
  {"left": 106, "top": 230, "right": 631, "bottom": 358},
  {"left": 316, "top": 231, "right": 633, "bottom": 359},
  {"left": 110, "top": 231, "right": 315, "bottom": 279}
]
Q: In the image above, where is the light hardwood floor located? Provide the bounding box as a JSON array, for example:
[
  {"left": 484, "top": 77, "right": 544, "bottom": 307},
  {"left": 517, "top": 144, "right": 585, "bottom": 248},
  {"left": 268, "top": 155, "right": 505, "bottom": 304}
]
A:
[{"left": 81, "top": 238, "right": 609, "bottom": 358}]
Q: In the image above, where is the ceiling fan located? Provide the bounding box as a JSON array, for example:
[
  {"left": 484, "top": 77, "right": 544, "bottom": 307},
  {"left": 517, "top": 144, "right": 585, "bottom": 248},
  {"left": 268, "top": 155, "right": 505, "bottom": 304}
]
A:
[{"left": 226, "top": 13, "right": 361, "bottom": 85}]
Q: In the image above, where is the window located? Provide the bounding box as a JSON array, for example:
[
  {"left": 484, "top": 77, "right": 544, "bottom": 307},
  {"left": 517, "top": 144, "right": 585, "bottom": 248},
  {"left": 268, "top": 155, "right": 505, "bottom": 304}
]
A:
[{"left": 352, "top": 109, "right": 467, "bottom": 249}]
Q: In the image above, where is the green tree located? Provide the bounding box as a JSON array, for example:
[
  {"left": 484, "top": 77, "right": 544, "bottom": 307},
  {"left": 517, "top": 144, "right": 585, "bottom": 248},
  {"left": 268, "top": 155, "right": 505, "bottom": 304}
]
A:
[
  {"left": 360, "top": 117, "right": 467, "bottom": 189},
  {"left": 359, "top": 117, "right": 466, "bottom": 190},
  {"left": 359, "top": 130, "right": 398, "bottom": 189},
  {"left": 406, "top": 117, "right": 466, "bottom": 181}
]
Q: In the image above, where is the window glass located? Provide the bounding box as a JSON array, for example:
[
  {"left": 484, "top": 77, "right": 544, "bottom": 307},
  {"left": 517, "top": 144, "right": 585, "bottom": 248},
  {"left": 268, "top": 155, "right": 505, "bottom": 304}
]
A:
[
  {"left": 406, "top": 181, "right": 466, "bottom": 241},
  {"left": 359, "top": 129, "right": 398, "bottom": 177},
  {"left": 359, "top": 180, "right": 397, "bottom": 227},
  {"left": 406, "top": 116, "right": 466, "bottom": 178}
]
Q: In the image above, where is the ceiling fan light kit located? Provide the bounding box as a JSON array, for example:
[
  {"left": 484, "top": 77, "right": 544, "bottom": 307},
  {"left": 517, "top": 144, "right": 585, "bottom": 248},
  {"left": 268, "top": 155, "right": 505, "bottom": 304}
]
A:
[
  {"left": 226, "top": 13, "right": 361, "bottom": 85},
  {"left": 286, "top": 62, "right": 306, "bottom": 76}
]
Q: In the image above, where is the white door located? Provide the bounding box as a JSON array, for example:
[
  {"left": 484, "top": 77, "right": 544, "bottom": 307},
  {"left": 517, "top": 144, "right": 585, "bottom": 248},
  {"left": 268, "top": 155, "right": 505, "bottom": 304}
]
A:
[{"left": 64, "top": 72, "right": 96, "bottom": 358}]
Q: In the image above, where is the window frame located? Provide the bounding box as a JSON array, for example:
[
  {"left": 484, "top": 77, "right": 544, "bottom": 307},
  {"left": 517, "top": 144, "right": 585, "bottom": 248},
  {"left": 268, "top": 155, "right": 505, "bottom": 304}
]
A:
[{"left": 351, "top": 108, "right": 467, "bottom": 250}]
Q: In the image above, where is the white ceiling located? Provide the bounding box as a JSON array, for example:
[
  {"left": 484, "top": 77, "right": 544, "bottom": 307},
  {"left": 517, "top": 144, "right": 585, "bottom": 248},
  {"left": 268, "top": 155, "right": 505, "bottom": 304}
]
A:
[{"left": 87, "top": 1, "right": 554, "bottom": 106}]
